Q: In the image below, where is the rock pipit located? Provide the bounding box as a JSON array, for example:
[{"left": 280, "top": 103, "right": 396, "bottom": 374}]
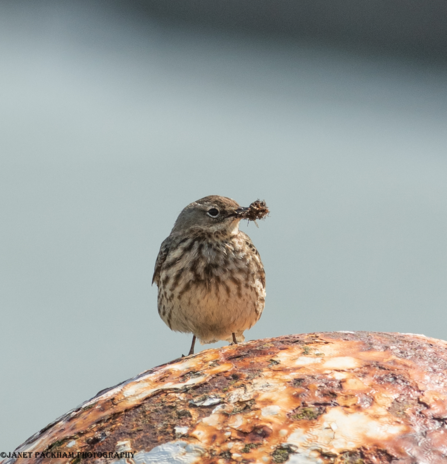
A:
[{"left": 153, "top": 195, "right": 268, "bottom": 355}]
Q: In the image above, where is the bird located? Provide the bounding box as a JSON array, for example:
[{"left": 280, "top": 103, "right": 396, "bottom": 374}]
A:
[{"left": 152, "top": 195, "right": 267, "bottom": 356}]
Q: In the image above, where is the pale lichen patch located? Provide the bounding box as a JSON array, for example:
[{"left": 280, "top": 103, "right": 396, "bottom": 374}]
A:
[
  {"left": 295, "top": 357, "right": 323, "bottom": 366},
  {"left": 262, "top": 405, "right": 281, "bottom": 417},
  {"left": 320, "top": 408, "right": 408, "bottom": 450},
  {"left": 322, "top": 357, "right": 360, "bottom": 370}
]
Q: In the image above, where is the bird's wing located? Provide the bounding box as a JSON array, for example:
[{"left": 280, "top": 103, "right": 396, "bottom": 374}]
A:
[
  {"left": 152, "top": 236, "right": 172, "bottom": 286},
  {"left": 240, "top": 231, "right": 266, "bottom": 289}
]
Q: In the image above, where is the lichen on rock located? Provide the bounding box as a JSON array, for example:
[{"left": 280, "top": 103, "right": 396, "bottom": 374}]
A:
[{"left": 4, "top": 331, "right": 447, "bottom": 464}]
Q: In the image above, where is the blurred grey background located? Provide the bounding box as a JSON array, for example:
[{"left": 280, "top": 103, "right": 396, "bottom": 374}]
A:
[{"left": 1, "top": 0, "right": 447, "bottom": 452}]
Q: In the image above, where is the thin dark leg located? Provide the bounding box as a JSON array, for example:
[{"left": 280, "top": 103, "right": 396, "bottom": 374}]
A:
[
  {"left": 232, "top": 333, "right": 237, "bottom": 344},
  {"left": 188, "top": 335, "right": 196, "bottom": 356}
]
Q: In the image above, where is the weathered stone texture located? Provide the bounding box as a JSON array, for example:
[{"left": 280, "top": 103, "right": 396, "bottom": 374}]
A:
[{"left": 4, "top": 331, "right": 447, "bottom": 463}]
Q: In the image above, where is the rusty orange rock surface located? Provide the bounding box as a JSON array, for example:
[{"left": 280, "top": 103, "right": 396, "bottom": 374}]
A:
[{"left": 4, "top": 332, "right": 447, "bottom": 463}]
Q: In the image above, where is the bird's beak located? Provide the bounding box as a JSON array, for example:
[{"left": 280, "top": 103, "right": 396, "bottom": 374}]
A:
[
  {"left": 235, "top": 206, "right": 249, "bottom": 215},
  {"left": 227, "top": 207, "right": 248, "bottom": 218}
]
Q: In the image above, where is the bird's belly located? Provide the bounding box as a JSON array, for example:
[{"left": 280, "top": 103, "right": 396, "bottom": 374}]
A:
[{"left": 158, "top": 274, "right": 265, "bottom": 344}]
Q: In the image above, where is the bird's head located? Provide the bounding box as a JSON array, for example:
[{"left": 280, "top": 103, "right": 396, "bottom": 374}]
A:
[{"left": 171, "top": 195, "right": 248, "bottom": 235}]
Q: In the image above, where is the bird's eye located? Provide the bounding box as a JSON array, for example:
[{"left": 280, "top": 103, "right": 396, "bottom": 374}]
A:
[{"left": 207, "top": 208, "right": 219, "bottom": 218}]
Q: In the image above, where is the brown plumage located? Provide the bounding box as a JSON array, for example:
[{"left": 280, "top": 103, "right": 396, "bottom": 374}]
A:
[{"left": 152, "top": 195, "right": 267, "bottom": 355}]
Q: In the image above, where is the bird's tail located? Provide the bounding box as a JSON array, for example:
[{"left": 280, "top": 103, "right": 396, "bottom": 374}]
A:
[
  {"left": 225, "top": 332, "right": 245, "bottom": 344},
  {"left": 198, "top": 332, "right": 246, "bottom": 345}
]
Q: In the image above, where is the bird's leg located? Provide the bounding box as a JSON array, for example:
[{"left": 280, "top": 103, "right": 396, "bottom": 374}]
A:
[
  {"left": 188, "top": 335, "right": 196, "bottom": 356},
  {"left": 232, "top": 333, "right": 238, "bottom": 345}
]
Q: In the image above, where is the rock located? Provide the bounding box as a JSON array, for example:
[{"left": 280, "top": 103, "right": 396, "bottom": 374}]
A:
[{"left": 4, "top": 331, "right": 447, "bottom": 463}]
